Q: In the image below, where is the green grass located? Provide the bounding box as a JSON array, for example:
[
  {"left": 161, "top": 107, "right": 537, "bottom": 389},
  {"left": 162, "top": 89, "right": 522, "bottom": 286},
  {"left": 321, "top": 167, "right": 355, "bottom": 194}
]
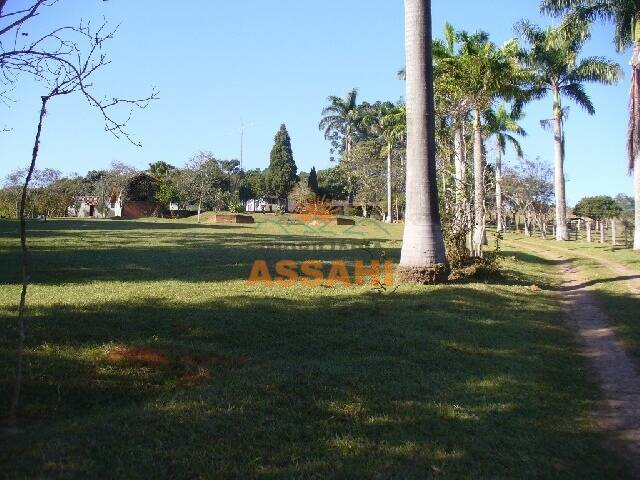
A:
[
  {"left": 512, "top": 229, "right": 640, "bottom": 273},
  {"left": 0, "top": 217, "right": 629, "bottom": 478},
  {"left": 504, "top": 233, "right": 640, "bottom": 361}
]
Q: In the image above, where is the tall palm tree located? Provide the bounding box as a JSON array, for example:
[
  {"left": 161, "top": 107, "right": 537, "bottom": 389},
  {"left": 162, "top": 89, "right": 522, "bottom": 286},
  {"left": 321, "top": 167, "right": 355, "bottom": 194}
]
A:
[
  {"left": 439, "top": 32, "right": 527, "bottom": 256},
  {"left": 359, "top": 101, "right": 406, "bottom": 223},
  {"left": 319, "top": 88, "right": 363, "bottom": 203},
  {"left": 485, "top": 104, "right": 526, "bottom": 232},
  {"left": 399, "top": 0, "right": 447, "bottom": 281},
  {"left": 517, "top": 19, "right": 622, "bottom": 241},
  {"left": 433, "top": 24, "right": 472, "bottom": 211},
  {"left": 404, "top": 23, "right": 471, "bottom": 211},
  {"left": 541, "top": 0, "right": 640, "bottom": 248},
  {"left": 380, "top": 105, "right": 406, "bottom": 223},
  {"left": 319, "top": 88, "right": 361, "bottom": 161}
]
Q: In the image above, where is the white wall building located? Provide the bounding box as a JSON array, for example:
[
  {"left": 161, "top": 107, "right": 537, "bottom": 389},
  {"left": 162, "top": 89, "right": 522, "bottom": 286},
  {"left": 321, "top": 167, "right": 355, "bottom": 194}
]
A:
[
  {"left": 68, "top": 196, "right": 122, "bottom": 218},
  {"left": 169, "top": 202, "right": 199, "bottom": 213},
  {"left": 245, "top": 198, "right": 297, "bottom": 213}
]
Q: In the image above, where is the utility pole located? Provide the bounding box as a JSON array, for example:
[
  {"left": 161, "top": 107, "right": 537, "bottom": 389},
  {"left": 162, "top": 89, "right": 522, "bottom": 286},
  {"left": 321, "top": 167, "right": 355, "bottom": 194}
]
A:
[
  {"left": 239, "top": 120, "right": 254, "bottom": 171},
  {"left": 240, "top": 122, "right": 244, "bottom": 171}
]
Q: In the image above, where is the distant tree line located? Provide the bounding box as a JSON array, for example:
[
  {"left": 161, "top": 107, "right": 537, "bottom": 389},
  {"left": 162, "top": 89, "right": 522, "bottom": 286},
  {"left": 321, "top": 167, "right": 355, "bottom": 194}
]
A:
[{"left": 0, "top": 123, "right": 354, "bottom": 219}]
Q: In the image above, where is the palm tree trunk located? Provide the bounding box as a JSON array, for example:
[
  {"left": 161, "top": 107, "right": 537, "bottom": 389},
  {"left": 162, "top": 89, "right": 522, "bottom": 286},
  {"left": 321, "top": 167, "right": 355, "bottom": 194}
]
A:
[
  {"left": 441, "top": 171, "right": 448, "bottom": 212},
  {"left": 454, "top": 122, "right": 465, "bottom": 207},
  {"left": 386, "top": 143, "right": 393, "bottom": 223},
  {"left": 630, "top": 42, "right": 640, "bottom": 250},
  {"left": 472, "top": 109, "right": 485, "bottom": 256},
  {"left": 395, "top": 195, "right": 399, "bottom": 222},
  {"left": 495, "top": 139, "right": 503, "bottom": 232},
  {"left": 552, "top": 90, "right": 569, "bottom": 241},
  {"left": 345, "top": 131, "right": 355, "bottom": 206},
  {"left": 399, "top": 0, "right": 447, "bottom": 280},
  {"left": 611, "top": 218, "right": 617, "bottom": 246},
  {"left": 635, "top": 158, "right": 640, "bottom": 249}
]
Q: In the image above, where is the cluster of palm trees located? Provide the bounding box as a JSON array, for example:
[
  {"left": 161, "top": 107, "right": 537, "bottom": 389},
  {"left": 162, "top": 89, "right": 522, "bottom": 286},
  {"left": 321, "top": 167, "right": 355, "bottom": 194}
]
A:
[
  {"left": 319, "top": 89, "right": 406, "bottom": 222},
  {"left": 435, "top": 18, "right": 621, "bottom": 249},
  {"left": 397, "top": 0, "right": 635, "bottom": 280},
  {"left": 319, "top": 1, "right": 638, "bottom": 278},
  {"left": 540, "top": 0, "right": 640, "bottom": 252}
]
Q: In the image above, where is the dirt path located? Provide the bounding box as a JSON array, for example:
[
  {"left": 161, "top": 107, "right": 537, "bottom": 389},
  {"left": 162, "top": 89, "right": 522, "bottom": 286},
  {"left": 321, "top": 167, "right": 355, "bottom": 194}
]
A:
[{"left": 506, "top": 240, "right": 640, "bottom": 477}]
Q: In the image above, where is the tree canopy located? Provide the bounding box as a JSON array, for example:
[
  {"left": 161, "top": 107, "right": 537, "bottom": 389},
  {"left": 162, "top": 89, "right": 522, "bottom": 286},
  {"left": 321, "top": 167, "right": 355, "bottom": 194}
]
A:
[{"left": 574, "top": 195, "right": 623, "bottom": 220}]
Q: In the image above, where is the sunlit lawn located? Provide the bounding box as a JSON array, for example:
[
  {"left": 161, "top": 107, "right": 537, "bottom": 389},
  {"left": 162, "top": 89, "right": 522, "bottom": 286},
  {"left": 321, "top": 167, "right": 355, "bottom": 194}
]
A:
[
  {"left": 0, "top": 217, "right": 628, "bottom": 478},
  {"left": 504, "top": 232, "right": 640, "bottom": 362},
  {"left": 556, "top": 236, "right": 640, "bottom": 271}
]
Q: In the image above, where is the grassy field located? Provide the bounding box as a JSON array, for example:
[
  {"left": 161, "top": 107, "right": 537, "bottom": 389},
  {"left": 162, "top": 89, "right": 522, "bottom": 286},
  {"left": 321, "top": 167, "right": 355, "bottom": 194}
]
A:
[
  {"left": 518, "top": 231, "right": 640, "bottom": 272},
  {"left": 504, "top": 233, "right": 640, "bottom": 361},
  {"left": 0, "top": 216, "right": 630, "bottom": 478}
]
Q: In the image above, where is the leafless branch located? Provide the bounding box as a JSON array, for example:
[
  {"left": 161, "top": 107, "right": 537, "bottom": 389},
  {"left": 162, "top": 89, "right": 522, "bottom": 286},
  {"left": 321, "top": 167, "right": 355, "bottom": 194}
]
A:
[
  {"left": 0, "top": 1, "right": 57, "bottom": 35},
  {"left": 2, "top": 0, "right": 157, "bottom": 424},
  {"left": 1, "top": 16, "right": 158, "bottom": 144}
]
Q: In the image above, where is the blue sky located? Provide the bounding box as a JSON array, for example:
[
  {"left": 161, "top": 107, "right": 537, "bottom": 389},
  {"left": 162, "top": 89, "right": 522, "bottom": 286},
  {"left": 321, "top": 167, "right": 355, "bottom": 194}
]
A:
[{"left": 0, "top": 0, "right": 633, "bottom": 205}]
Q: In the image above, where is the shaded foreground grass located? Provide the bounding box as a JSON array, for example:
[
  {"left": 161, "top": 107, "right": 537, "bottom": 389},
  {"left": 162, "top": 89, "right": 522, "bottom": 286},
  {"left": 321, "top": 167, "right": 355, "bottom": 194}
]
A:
[{"left": 0, "top": 218, "right": 628, "bottom": 478}]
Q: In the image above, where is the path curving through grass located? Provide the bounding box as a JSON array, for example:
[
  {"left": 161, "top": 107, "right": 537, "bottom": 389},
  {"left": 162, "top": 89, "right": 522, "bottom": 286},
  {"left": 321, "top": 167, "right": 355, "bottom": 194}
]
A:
[{"left": 506, "top": 239, "right": 640, "bottom": 476}]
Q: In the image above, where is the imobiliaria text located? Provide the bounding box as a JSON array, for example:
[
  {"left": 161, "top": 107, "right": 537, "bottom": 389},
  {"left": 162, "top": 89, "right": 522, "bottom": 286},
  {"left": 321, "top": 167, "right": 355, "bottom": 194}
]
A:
[{"left": 247, "top": 259, "right": 395, "bottom": 287}]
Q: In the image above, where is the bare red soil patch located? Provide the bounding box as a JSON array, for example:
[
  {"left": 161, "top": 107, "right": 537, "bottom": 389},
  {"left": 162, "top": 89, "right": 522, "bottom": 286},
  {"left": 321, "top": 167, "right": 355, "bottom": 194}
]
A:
[
  {"left": 181, "top": 353, "right": 250, "bottom": 368},
  {"left": 106, "top": 346, "right": 249, "bottom": 389},
  {"left": 107, "top": 346, "right": 170, "bottom": 366},
  {"left": 176, "top": 368, "right": 211, "bottom": 388}
]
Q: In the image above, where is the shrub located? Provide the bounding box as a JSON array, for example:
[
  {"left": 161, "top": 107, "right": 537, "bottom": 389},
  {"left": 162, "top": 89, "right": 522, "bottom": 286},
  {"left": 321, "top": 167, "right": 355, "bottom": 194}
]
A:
[{"left": 345, "top": 207, "right": 358, "bottom": 217}]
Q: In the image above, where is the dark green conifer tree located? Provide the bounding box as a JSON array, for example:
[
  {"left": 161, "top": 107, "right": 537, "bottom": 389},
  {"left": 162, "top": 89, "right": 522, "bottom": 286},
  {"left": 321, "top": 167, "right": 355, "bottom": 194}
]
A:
[
  {"left": 266, "top": 124, "right": 298, "bottom": 203},
  {"left": 307, "top": 166, "right": 319, "bottom": 194}
]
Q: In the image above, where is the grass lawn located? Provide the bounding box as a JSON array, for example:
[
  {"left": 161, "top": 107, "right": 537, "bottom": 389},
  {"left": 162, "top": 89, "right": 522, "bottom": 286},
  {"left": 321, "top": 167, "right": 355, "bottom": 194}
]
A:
[
  {"left": 504, "top": 233, "right": 640, "bottom": 361},
  {"left": 541, "top": 234, "right": 640, "bottom": 272},
  {"left": 0, "top": 216, "right": 628, "bottom": 478}
]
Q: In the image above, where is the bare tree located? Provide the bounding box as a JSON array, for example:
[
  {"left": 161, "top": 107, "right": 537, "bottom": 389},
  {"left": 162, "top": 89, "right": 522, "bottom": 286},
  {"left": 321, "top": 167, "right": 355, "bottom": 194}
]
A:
[
  {"left": 503, "top": 158, "right": 554, "bottom": 237},
  {"left": 1, "top": 1, "right": 157, "bottom": 423},
  {"left": 184, "top": 152, "right": 225, "bottom": 222}
]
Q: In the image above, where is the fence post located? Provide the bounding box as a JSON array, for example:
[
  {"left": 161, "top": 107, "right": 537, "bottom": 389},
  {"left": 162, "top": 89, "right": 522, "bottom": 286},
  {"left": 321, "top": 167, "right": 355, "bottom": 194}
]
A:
[{"left": 611, "top": 219, "right": 617, "bottom": 247}]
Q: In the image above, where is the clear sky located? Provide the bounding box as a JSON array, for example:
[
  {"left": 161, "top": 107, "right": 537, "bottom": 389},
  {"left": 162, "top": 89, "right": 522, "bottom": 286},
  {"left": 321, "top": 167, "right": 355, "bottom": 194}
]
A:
[{"left": 0, "top": 0, "right": 633, "bottom": 205}]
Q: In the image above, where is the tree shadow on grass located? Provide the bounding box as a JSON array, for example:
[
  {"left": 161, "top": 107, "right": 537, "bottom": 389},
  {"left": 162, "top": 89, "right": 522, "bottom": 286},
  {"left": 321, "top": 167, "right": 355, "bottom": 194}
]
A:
[
  {"left": 0, "top": 287, "right": 628, "bottom": 479},
  {"left": 3, "top": 238, "right": 624, "bottom": 296},
  {"left": 0, "top": 230, "right": 399, "bottom": 286},
  {"left": 446, "top": 249, "right": 570, "bottom": 290},
  {"left": 555, "top": 275, "right": 640, "bottom": 292},
  {"left": 0, "top": 218, "right": 242, "bottom": 234},
  {"left": 589, "top": 289, "right": 640, "bottom": 363}
]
